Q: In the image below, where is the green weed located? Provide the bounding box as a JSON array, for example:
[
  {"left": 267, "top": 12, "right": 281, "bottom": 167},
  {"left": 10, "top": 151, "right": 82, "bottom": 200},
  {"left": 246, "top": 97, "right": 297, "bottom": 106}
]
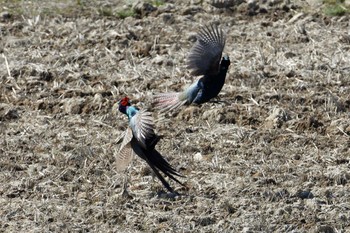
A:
[
  {"left": 116, "top": 7, "right": 135, "bottom": 19},
  {"left": 323, "top": 0, "right": 350, "bottom": 16}
]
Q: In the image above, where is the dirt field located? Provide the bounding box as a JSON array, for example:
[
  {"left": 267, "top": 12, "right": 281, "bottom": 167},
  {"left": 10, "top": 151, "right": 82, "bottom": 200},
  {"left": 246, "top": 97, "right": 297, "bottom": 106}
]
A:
[{"left": 1, "top": 0, "right": 350, "bottom": 232}]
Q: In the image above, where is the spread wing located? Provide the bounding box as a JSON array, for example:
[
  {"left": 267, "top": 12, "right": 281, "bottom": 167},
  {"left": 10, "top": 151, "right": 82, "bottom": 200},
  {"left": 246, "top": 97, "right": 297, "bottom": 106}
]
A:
[
  {"left": 116, "top": 127, "right": 134, "bottom": 172},
  {"left": 129, "top": 109, "right": 155, "bottom": 148},
  {"left": 187, "top": 24, "right": 226, "bottom": 76}
]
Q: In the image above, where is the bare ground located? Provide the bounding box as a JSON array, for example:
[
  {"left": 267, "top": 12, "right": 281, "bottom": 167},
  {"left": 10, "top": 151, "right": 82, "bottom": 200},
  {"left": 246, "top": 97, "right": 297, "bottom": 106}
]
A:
[{"left": 1, "top": 0, "right": 350, "bottom": 232}]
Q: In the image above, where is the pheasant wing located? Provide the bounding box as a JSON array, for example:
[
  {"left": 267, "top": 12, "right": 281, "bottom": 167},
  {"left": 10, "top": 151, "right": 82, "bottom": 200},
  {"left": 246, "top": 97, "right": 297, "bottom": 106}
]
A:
[
  {"left": 187, "top": 24, "right": 226, "bottom": 76},
  {"left": 116, "top": 127, "right": 134, "bottom": 172},
  {"left": 130, "top": 109, "right": 155, "bottom": 148}
]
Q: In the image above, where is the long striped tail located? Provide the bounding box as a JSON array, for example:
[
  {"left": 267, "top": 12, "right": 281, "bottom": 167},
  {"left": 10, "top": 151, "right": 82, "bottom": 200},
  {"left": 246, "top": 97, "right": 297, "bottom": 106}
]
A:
[
  {"left": 145, "top": 149, "right": 185, "bottom": 193},
  {"left": 153, "top": 92, "right": 188, "bottom": 113},
  {"left": 131, "top": 139, "right": 186, "bottom": 193}
]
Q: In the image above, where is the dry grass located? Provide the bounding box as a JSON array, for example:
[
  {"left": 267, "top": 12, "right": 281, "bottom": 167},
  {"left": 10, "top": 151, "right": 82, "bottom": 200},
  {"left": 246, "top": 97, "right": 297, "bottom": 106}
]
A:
[{"left": 1, "top": 0, "right": 350, "bottom": 232}]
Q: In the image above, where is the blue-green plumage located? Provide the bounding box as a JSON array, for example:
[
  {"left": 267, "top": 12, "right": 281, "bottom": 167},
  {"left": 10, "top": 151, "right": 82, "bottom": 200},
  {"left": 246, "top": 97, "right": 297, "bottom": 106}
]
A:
[
  {"left": 126, "top": 106, "right": 139, "bottom": 119},
  {"left": 117, "top": 97, "right": 184, "bottom": 193},
  {"left": 193, "top": 55, "right": 230, "bottom": 104},
  {"left": 154, "top": 24, "right": 230, "bottom": 113}
]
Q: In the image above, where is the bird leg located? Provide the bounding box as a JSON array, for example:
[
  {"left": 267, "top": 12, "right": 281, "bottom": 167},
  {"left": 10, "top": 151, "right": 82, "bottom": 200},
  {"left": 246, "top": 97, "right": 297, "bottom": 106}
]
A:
[{"left": 121, "top": 174, "right": 133, "bottom": 199}]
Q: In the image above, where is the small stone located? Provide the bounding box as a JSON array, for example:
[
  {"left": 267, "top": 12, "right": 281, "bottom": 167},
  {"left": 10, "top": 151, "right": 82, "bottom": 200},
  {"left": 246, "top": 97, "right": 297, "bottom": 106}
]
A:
[
  {"left": 284, "top": 52, "right": 296, "bottom": 58},
  {"left": 247, "top": 0, "right": 259, "bottom": 12},
  {"left": 317, "top": 225, "right": 335, "bottom": 233},
  {"left": 161, "top": 13, "right": 175, "bottom": 24},
  {"left": 157, "top": 190, "right": 179, "bottom": 199},
  {"left": 259, "top": 7, "right": 268, "bottom": 13},
  {"left": 297, "top": 190, "right": 314, "bottom": 199},
  {"left": 165, "top": 59, "right": 174, "bottom": 66},
  {"left": 152, "top": 55, "right": 165, "bottom": 65},
  {"left": 158, "top": 3, "right": 175, "bottom": 14},
  {"left": 309, "top": 116, "right": 323, "bottom": 128},
  {"left": 194, "top": 152, "right": 203, "bottom": 161},
  {"left": 191, "top": 0, "right": 203, "bottom": 5},
  {"left": 133, "top": 41, "right": 152, "bottom": 57},
  {"left": 202, "top": 109, "right": 223, "bottom": 122},
  {"left": 182, "top": 6, "right": 203, "bottom": 15},
  {"left": 64, "top": 98, "right": 85, "bottom": 114},
  {"left": 0, "top": 11, "right": 11, "bottom": 20},
  {"left": 178, "top": 106, "right": 200, "bottom": 120},
  {"left": 0, "top": 103, "right": 19, "bottom": 121},
  {"left": 264, "top": 108, "right": 290, "bottom": 129},
  {"left": 133, "top": 2, "right": 157, "bottom": 18}
]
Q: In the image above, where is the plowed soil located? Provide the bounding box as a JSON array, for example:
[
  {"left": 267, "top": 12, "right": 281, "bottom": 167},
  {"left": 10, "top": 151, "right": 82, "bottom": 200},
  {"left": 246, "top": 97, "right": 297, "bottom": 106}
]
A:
[{"left": 1, "top": 0, "right": 350, "bottom": 232}]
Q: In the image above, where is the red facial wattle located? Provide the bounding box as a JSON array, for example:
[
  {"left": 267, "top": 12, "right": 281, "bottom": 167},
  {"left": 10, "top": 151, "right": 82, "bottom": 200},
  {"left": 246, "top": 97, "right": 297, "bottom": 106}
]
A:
[{"left": 120, "top": 97, "right": 130, "bottom": 106}]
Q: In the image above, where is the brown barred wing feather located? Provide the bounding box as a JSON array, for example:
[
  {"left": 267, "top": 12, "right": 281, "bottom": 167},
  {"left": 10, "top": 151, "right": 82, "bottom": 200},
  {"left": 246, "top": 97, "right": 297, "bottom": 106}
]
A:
[{"left": 116, "top": 128, "right": 134, "bottom": 172}]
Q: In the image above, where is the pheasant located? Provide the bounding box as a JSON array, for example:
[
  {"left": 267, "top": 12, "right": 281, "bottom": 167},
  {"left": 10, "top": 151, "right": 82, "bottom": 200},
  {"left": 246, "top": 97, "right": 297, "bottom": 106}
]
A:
[
  {"left": 116, "top": 96, "right": 184, "bottom": 195},
  {"left": 154, "top": 24, "right": 230, "bottom": 113}
]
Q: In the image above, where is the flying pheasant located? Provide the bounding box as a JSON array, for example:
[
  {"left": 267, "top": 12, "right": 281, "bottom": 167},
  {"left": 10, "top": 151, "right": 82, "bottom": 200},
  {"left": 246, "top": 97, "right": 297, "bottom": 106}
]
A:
[
  {"left": 116, "top": 96, "right": 184, "bottom": 194},
  {"left": 154, "top": 24, "right": 230, "bottom": 113}
]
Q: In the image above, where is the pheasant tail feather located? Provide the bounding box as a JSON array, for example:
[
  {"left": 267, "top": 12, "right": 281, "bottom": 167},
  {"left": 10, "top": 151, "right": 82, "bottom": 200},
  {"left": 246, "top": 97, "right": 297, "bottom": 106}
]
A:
[{"left": 153, "top": 92, "right": 187, "bottom": 113}]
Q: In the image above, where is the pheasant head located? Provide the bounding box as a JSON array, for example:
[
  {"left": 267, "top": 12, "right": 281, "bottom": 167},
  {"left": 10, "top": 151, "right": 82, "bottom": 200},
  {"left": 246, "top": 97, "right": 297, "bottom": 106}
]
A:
[
  {"left": 220, "top": 55, "right": 230, "bottom": 71},
  {"left": 118, "top": 96, "right": 130, "bottom": 114}
]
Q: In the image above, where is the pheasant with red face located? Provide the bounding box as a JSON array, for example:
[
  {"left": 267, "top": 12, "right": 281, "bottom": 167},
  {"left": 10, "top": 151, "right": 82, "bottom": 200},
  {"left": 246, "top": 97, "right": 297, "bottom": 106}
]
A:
[{"left": 116, "top": 97, "right": 184, "bottom": 194}]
